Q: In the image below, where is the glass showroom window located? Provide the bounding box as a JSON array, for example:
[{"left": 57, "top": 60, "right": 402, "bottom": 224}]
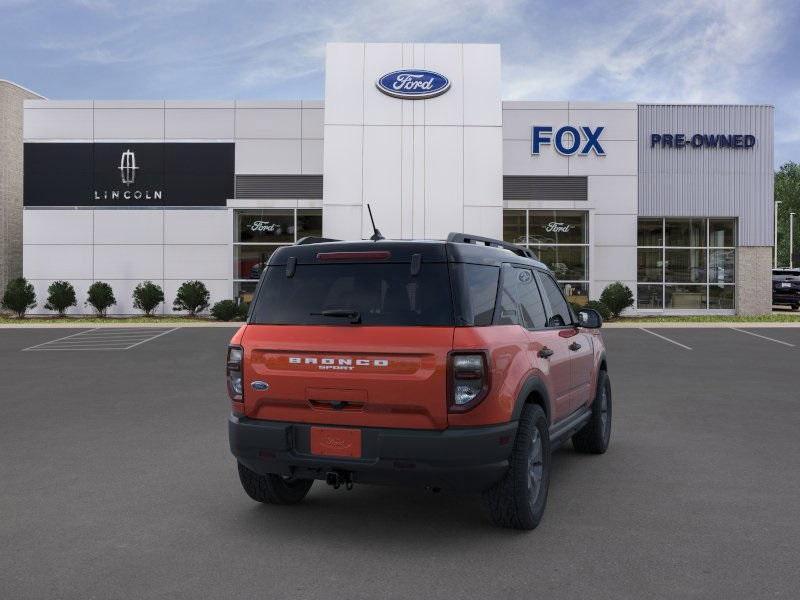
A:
[
  {"left": 637, "top": 218, "right": 736, "bottom": 310},
  {"left": 504, "top": 209, "right": 590, "bottom": 306},
  {"left": 234, "top": 209, "right": 322, "bottom": 303}
]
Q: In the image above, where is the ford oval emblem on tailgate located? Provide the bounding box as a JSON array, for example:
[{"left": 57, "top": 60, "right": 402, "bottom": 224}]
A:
[
  {"left": 251, "top": 381, "right": 269, "bottom": 391},
  {"left": 376, "top": 69, "right": 450, "bottom": 99}
]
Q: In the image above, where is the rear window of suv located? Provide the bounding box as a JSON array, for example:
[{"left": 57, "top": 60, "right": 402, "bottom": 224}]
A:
[
  {"left": 250, "top": 262, "right": 454, "bottom": 326},
  {"left": 773, "top": 270, "right": 800, "bottom": 278}
]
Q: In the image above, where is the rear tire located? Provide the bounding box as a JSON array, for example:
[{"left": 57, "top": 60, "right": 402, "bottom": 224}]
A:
[
  {"left": 572, "top": 370, "right": 612, "bottom": 454},
  {"left": 237, "top": 462, "right": 313, "bottom": 505},
  {"left": 482, "top": 404, "right": 550, "bottom": 530}
]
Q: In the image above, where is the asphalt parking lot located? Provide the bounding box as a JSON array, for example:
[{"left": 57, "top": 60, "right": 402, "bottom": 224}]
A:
[{"left": 1, "top": 326, "right": 799, "bottom": 599}]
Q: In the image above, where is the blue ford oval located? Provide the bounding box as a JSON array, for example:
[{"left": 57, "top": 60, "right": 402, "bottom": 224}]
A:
[{"left": 376, "top": 70, "right": 450, "bottom": 99}]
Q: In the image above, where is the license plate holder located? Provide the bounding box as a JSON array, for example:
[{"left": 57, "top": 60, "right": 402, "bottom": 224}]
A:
[{"left": 310, "top": 427, "right": 362, "bottom": 458}]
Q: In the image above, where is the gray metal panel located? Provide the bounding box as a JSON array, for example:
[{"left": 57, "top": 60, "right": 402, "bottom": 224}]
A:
[
  {"left": 638, "top": 104, "right": 774, "bottom": 246},
  {"left": 503, "top": 176, "right": 587, "bottom": 201},
  {"left": 235, "top": 174, "right": 323, "bottom": 199}
]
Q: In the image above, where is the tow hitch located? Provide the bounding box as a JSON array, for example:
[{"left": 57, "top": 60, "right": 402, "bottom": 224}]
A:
[{"left": 325, "top": 470, "right": 354, "bottom": 490}]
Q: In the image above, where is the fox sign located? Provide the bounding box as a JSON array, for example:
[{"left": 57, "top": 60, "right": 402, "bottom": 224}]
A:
[{"left": 532, "top": 125, "right": 605, "bottom": 156}]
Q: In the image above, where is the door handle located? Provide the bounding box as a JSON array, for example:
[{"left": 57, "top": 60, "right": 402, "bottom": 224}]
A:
[
  {"left": 537, "top": 347, "right": 554, "bottom": 359},
  {"left": 568, "top": 342, "right": 582, "bottom": 351}
]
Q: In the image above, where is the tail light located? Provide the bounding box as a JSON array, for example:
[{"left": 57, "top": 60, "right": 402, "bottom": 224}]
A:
[
  {"left": 448, "top": 351, "right": 490, "bottom": 412},
  {"left": 227, "top": 345, "right": 244, "bottom": 402}
]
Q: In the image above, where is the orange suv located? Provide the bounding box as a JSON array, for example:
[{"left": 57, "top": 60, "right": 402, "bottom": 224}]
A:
[{"left": 228, "top": 233, "right": 611, "bottom": 529}]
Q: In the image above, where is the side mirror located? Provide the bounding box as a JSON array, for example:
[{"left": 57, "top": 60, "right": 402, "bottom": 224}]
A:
[{"left": 577, "top": 308, "right": 602, "bottom": 329}]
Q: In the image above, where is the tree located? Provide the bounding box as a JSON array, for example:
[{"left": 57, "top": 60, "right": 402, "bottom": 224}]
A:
[
  {"left": 210, "top": 299, "right": 238, "bottom": 321},
  {"left": 44, "top": 281, "right": 77, "bottom": 317},
  {"left": 1, "top": 277, "right": 36, "bottom": 318},
  {"left": 173, "top": 280, "right": 210, "bottom": 316},
  {"left": 775, "top": 162, "right": 800, "bottom": 267},
  {"left": 600, "top": 282, "right": 634, "bottom": 318},
  {"left": 132, "top": 281, "right": 165, "bottom": 316},
  {"left": 86, "top": 282, "right": 116, "bottom": 317}
]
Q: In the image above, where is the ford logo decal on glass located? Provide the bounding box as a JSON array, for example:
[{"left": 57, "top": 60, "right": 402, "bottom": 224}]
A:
[{"left": 376, "top": 70, "right": 450, "bottom": 99}]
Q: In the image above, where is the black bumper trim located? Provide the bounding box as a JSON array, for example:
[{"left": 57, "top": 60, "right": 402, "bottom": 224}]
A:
[{"left": 229, "top": 415, "right": 518, "bottom": 492}]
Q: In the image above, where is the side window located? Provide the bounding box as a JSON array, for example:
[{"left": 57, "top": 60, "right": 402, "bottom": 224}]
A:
[
  {"left": 496, "top": 265, "right": 547, "bottom": 329},
  {"left": 536, "top": 271, "right": 573, "bottom": 327}
]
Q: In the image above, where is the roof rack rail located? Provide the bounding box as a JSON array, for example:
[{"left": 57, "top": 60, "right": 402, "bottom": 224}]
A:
[
  {"left": 446, "top": 232, "right": 538, "bottom": 260},
  {"left": 295, "top": 236, "right": 341, "bottom": 245}
]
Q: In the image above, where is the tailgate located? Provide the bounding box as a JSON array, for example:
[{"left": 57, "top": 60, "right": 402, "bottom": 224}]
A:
[{"left": 242, "top": 325, "right": 454, "bottom": 430}]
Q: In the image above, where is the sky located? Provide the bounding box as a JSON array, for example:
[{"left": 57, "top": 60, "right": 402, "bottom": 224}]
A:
[{"left": 1, "top": 0, "right": 799, "bottom": 166}]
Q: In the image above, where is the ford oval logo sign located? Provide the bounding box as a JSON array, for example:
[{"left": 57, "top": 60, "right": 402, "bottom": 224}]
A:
[{"left": 376, "top": 70, "right": 450, "bottom": 99}]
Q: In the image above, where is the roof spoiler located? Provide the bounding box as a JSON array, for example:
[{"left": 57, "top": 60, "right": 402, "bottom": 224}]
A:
[
  {"left": 295, "top": 236, "right": 341, "bottom": 245},
  {"left": 446, "top": 232, "right": 538, "bottom": 260}
]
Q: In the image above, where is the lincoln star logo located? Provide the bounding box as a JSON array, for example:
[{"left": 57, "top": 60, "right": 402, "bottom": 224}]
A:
[
  {"left": 118, "top": 149, "right": 138, "bottom": 186},
  {"left": 376, "top": 70, "right": 450, "bottom": 99},
  {"left": 289, "top": 357, "right": 389, "bottom": 371}
]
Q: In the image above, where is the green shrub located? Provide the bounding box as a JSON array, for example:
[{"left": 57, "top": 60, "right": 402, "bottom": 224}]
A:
[
  {"left": 599, "top": 282, "right": 634, "bottom": 318},
  {"left": 1, "top": 277, "right": 37, "bottom": 318},
  {"left": 210, "top": 299, "right": 238, "bottom": 321},
  {"left": 173, "top": 280, "right": 210, "bottom": 316},
  {"left": 586, "top": 299, "right": 612, "bottom": 321},
  {"left": 44, "top": 280, "right": 77, "bottom": 317},
  {"left": 133, "top": 281, "right": 165, "bottom": 316},
  {"left": 236, "top": 301, "right": 250, "bottom": 321},
  {"left": 86, "top": 282, "right": 116, "bottom": 317}
]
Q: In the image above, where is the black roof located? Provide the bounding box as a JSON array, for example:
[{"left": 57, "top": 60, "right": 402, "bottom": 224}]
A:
[{"left": 268, "top": 235, "right": 548, "bottom": 271}]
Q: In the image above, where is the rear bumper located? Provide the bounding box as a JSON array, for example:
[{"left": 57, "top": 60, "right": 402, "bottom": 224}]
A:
[
  {"left": 229, "top": 414, "right": 517, "bottom": 492},
  {"left": 773, "top": 291, "right": 800, "bottom": 305}
]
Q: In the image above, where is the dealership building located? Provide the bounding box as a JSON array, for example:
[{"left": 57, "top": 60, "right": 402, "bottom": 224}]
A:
[{"left": 4, "top": 42, "right": 775, "bottom": 315}]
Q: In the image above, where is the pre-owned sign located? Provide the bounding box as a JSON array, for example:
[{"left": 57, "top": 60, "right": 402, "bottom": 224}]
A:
[{"left": 650, "top": 133, "right": 756, "bottom": 149}]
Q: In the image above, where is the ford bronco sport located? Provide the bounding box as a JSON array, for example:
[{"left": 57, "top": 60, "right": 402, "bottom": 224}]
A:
[{"left": 228, "top": 233, "right": 611, "bottom": 530}]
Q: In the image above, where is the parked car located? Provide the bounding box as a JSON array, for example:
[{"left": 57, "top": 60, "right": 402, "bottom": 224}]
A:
[
  {"left": 227, "top": 233, "right": 611, "bottom": 530},
  {"left": 772, "top": 269, "right": 800, "bottom": 310}
]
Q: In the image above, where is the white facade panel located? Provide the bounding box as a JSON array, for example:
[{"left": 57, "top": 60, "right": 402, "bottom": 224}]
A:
[
  {"left": 235, "top": 108, "right": 301, "bottom": 139},
  {"left": 164, "top": 210, "right": 231, "bottom": 245},
  {"left": 464, "top": 206, "right": 502, "bottom": 238},
  {"left": 362, "top": 126, "right": 402, "bottom": 238},
  {"left": 321, "top": 126, "right": 362, "bottom": 205},
  {"left": 504, "top": 139, "right": 568, "bottom": 175},
  {"left": 235, "top": 139, "right": 301, "bottom": 174},
  {"left": 422, "top": 44, "right": 463, "bottom": 126},
  {"left": 93, "top": 245, "right": 163, "bottom": 279},
  {"left": 587, "top": 176, "right": 638, "bottom": 215},
  {"left": 23, "top": 210, "right": 93, "bottom": 244},
  {"left": 164, "top": 244, "right": 229, "bottom": 280},
  {"left": 301, "top": 139, "right": 324, "bottom": 174},
  {"left": 93, "top": 210, "right": 164, "bottom": 245},
  {"left": 464, "top": 127, "right": 503, "bottom": 207},
  {"left": 592, "top": 245, "right": 637, "bottom": 282},
  {"left": 363, "top": 43, "right": 403, "bottom": 126},
  {"left": 324, "top": 43, "right": 364, "bottom": 125},
  {"left": 93, "top": 109, "right": 164, "bottom": 140},
  {"left": 24, "top": 108, "right": 93, "bottom": 140},
  {"left": 322, "top": 204, "right": 362, "bottom": 240},
  {"left": 568, "top": 108, "right": 637, "bottom": 141},
  {"left": 24, "top": 244, "right": 93, "bottom": 280},
  {"left": 164, "top": 108, "right": 235, "bottom": 139},
  {"left": 301, "top": 108, "right": 324, "bottom": 139},
  {"left": 463, "top": 44, "right": 501, "bottom": 126},
  {"left": 424, "top": 126, "right": 463, "bottom": 238},
  {"left": 593, "top": 214, "right": 637, "bottom": 246}
]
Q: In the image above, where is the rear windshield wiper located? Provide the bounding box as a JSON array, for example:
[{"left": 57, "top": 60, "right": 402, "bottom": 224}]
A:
[{"left": 311, "top": 309, "right": 362, "bottom": 324}]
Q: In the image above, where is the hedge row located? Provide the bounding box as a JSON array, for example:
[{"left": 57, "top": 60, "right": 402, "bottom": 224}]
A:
[{"left": 0, "top": 278, "right": 248, "bottom": 321}]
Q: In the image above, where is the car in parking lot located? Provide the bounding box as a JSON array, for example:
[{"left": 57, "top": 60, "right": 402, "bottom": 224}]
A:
[
  {"left": 772, "top": 268, "right": 800, "bottom": 310},
  {"left": 227, "top": 233, "right": 610, "bottom": 530}
]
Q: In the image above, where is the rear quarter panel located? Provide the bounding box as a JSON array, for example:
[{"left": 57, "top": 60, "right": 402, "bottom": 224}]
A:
[{"left": 449, "top": 326, "right": 535, "bottom": 427}]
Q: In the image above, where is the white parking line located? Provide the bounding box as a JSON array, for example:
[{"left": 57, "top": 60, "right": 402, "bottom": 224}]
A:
[
  {"left": 22, "top": 327, "right": 178, "bottom": 351},
  {"left": 639, "top": 328, "right": 693, "bottom": 350},
  {"left": 730, "top": 328, "right": 796, "bottom": 347}
]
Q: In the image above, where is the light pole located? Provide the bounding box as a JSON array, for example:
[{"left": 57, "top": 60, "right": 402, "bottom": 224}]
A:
[
  {"left": 791, "top": 212, "right": 796, "bottom": 269},
  {"left": 774, "top": 200, "right": 781, "bottom": 267}
]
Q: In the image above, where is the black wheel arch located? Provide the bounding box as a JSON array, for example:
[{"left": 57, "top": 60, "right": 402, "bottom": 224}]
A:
[{"left": 511, "top": 376, "right": 552, "bottom": 424}]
